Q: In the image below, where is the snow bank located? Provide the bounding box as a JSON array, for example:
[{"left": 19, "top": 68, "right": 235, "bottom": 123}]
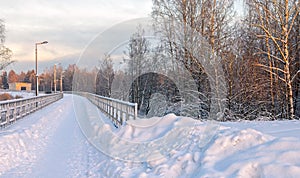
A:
[
  {"left": 0, "top": 90, "right": 35, "bottom": 99},
  {"left": 83, "top": 111, "right": 300, "bottom": 177}
]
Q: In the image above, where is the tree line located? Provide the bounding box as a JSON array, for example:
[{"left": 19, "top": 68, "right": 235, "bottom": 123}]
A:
[
  {"left": 150, "top": 0, "right": 300, "bottom": 120},
  {"left": 94, "top": 0, "right": 299, "bottom": 120},
  {"left": 0, "top": 64, "right": 76, "bottom": 92}
]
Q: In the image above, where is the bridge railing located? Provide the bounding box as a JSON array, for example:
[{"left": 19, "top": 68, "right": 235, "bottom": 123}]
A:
[
  {"left": 0, "top": 93, "right": 63, "bottom": 128},
  {"left": 71, "top": 92, "right": 137, "bottom": 127}
]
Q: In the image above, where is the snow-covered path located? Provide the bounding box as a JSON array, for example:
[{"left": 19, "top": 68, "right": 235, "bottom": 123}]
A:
[
  {"left": 0, "top": 94, "right": 300, "bottom": 177},
  {"left": 26, "top": 95, "right": 90, "bottom": 177},
  {"left": 0, "top": 94, "right": 102, "bottom": 177}
]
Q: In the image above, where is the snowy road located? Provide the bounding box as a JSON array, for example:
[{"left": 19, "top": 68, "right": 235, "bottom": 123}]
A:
[{"left": 0, "top": 94, "right": 300, "bottom": 177}]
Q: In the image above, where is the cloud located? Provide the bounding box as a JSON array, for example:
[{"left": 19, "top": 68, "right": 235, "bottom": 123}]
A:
[{"left": 0, "top": 0, "right": 152, "bottom": 71}]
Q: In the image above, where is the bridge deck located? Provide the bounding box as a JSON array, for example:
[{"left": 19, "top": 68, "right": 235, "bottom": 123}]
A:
[{"left": 0, "top": 94, "right": 106, "bottom": 177}]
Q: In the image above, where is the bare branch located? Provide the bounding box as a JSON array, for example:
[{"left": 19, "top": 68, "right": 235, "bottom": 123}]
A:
[
  {"left": 291, "top": 70, "right": 300, "bottom": 83},
  {"left": 255, "top": 63, "right": 286, "bottom": 82},
  {"left": 256, "top": 63, "right": 287, "bottom": 74},
  {"left": 255, "top": 49, "right": 286, "bottom": 64},
  {"left": 253, "top": 23, "right": 287, "bottom": 61}
]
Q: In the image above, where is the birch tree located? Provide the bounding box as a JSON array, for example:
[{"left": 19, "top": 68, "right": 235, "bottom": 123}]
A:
[{"left": 247, "top": 0, "right": 299, "bottom": 119}]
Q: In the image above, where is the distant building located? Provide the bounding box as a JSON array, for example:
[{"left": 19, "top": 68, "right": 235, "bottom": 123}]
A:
[{"left": 8, "top": 82, "right": 32, "bottom": 91}]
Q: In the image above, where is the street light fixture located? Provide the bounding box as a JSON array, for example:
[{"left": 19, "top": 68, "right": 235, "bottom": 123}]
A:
[{"left": 35, "top": 41, "right": 48, "bottom": 96}]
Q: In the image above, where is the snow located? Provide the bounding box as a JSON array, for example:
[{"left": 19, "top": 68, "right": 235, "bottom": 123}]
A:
[
  {"left": 0, "top": 94, "right": 300, "bottom": 177},
  {"left": 1, "top": 90, "right": 35, "bottom": 98},
  {"left": 0, "top": 90, "right": 48, "bottom": 100},
  {"left": 0, "top": 94, "right": 108, "bottom": 177}
]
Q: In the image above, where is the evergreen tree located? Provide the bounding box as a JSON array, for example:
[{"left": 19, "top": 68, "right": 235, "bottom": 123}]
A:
[{"left": 2, "top": 71, "right": 8, "bottom": 89}]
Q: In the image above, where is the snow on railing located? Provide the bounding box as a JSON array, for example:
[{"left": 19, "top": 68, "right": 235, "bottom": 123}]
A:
[
  {"left": 71, "top": 92, "right": 137, "bottom": 127},
  {"left": 0, "top": 93, "right": 63, "bottom": 128}
]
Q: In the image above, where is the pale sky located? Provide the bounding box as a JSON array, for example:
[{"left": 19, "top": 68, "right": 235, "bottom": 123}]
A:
[
  {"left": 1, "top": 0, "right": 243, "bottom": 73},
  {"left": 0, "top": 0, "right": 153, "bottom": 72}
]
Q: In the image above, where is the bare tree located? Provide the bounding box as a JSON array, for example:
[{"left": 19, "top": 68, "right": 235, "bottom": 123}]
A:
[
  {"left": 246, "top": 0, "right": 299, "bottom": 119},
  {"left": 96, "top": 54, "right": 115, "bottom": 97},
  {"left": 0, "top": 19, "right": 13, "bottom": 70},
  {"left": 124, "top": 26, "right": 151, "bottom": 107},
  {"left": 152, "top": 0, "right": 232, "bottom": 119},
  {"left": 8, "top": 70, "right": 19, "bottom": 83}
]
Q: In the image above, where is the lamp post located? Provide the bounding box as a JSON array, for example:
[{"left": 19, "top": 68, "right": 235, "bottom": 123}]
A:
[
  {"left": 60, "top": 71, "right": 64, "bottom": 92},
  {"left": 54, "top": 64, "right": 56, "bottom": 93},
  {"left": 53, "top": 63, "right": 61, "bottom": 93},
  {"left": 35, "top": 41, "right": 48, "bottom": 96}
]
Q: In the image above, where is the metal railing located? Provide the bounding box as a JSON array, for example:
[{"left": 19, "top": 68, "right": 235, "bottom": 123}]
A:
[
  {"left": 0, "top": 93, "right": 63, "bottom": 128},
  {"left": 72, "top": 92, "right": 137, "bottom": 127}
]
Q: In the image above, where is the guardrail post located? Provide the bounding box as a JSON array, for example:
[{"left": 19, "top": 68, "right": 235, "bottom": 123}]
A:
[
  {"left": 13, "top": 102, "right": 17, "bottom": 122},
  {"left": 6, "top": 103, "right": 9, "bottom": 125},
  {"left": 134, "top": 103, "right": 138, "bottom": 120}
]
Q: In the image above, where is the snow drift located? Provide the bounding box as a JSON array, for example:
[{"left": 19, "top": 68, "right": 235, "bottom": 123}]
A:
[{"left": 88, "top": 114, "right": 300, "bottom": 177}]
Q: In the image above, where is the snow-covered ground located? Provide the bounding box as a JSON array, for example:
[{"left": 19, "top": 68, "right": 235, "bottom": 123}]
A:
[
  {"left": 0, "top": 90, "right": 35, "bottom": 99},
  {"left": 0, "top": 94, "right": 300, "bottom": 177}
]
